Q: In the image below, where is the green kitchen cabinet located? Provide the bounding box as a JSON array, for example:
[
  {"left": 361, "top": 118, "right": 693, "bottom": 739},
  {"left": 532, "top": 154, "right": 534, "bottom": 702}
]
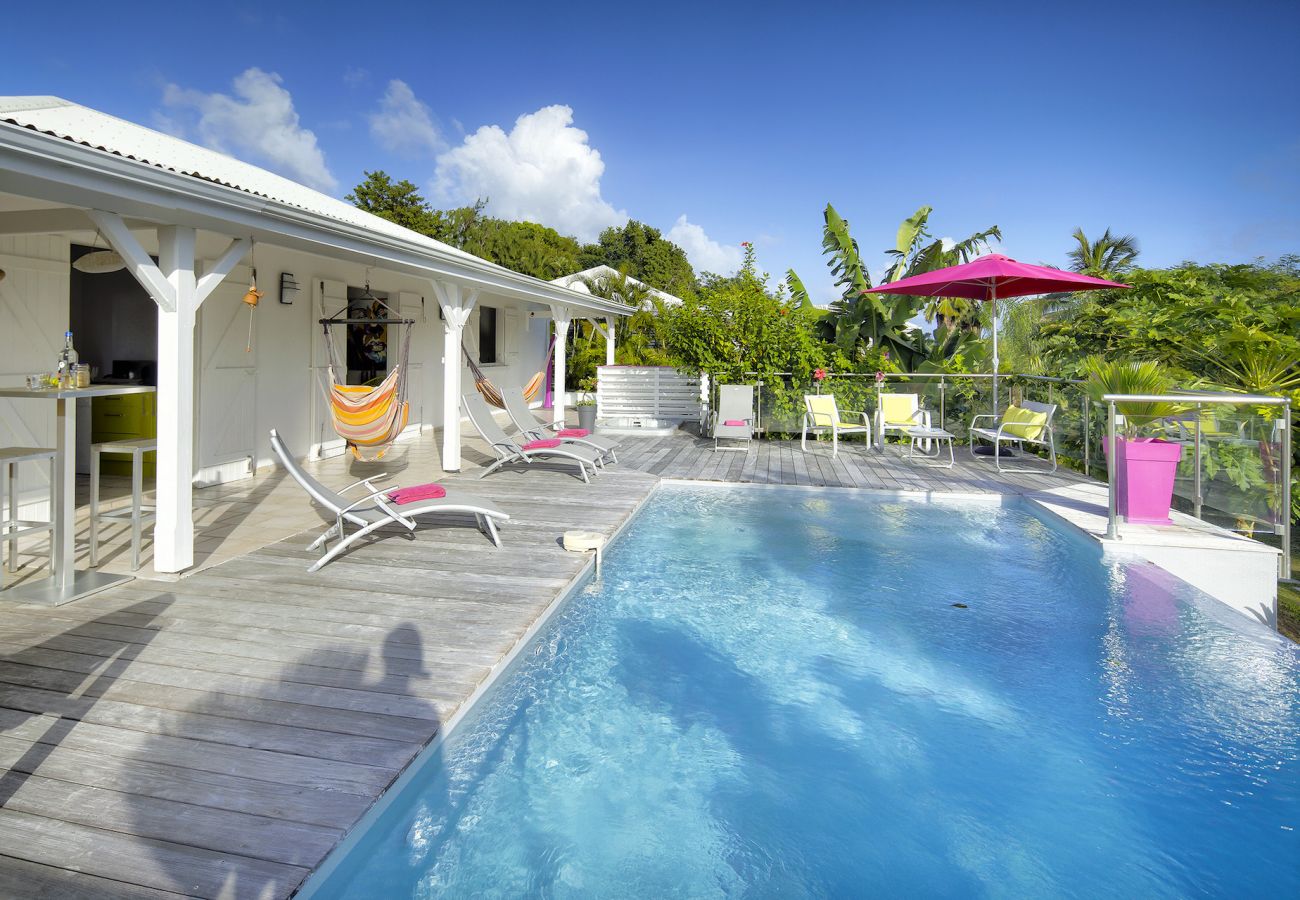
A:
[{"left": 92, "top": 392, "right": 157, "bottom": 477}]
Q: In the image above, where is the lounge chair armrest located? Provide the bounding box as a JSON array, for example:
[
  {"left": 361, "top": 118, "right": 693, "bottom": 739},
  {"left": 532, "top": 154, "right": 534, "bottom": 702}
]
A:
[
  {"left": 969, "top": 414, "right": 999, "bottom": 427},
  {"left": 339, "top": 474, "right": 391, "bottom": 494},
  {"left": 337, "top": 492, "right": 388, "bottom": 515}
]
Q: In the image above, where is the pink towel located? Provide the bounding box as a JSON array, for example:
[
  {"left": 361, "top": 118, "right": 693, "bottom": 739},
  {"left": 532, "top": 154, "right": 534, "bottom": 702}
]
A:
[
  {"left": 557, "top": 428, "right": 590, "bottom": 438},
  {"left": 387, "top": 483, "right": 447, "bottom": 505},
  {"left": 723, "top": 419, "right": 748, "bottom": 427},
  {"left": 522, "top": 438, "right": 562, "bottom": 450}
]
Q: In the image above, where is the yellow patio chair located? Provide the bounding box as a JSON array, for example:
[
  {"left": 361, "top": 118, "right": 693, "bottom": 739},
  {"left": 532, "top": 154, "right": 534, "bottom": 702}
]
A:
[
  {"left": 801, "top": 394, "right": 872, "bottom": 457},
  {"left": 874, "top": 393, "right": 931, "bottom": 446}
]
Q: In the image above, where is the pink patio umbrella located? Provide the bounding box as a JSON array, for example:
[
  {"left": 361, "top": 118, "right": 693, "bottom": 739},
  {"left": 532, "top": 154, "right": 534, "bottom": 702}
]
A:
[{"left": 862, "top": 254, "right": 1128, "bottom": 414}]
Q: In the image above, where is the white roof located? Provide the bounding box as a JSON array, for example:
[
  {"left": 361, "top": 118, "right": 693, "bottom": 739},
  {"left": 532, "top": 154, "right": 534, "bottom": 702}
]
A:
[
  {"left": 551, "top": 265, "right": 685, "bottom": 307},
  {"left": 0, "top": 96, "right": 631, "bottom": 316},
  {"left": 0, "top": 96, "right": 481, "bottom": 261}
]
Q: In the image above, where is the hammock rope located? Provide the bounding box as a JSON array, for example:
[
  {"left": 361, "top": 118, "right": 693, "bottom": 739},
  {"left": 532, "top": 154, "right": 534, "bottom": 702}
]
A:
[{"left": 319, "top": 299, "right": 414, "bottom": 461}]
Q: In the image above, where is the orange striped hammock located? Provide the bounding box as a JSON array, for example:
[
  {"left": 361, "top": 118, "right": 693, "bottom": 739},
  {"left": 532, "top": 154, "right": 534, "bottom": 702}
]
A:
[
  {"left": 326, "top": 366, "right": 409, "bottom": 461},
  {"left": 465, "top": 335, "right": 553, "bottom": 409}
]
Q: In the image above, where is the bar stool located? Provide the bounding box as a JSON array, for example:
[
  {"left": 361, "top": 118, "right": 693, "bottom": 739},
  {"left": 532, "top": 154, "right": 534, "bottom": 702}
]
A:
[
  {"left": 90, "top": 438, "right": 158, "bottom": 572},
  {"left": 0, "top": 447, "right": 57, "bottom": 580}
]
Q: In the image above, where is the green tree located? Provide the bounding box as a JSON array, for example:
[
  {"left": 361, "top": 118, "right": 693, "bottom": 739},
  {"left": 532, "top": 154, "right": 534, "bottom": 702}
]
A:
[
  {"left": 664, "top": 243, "right": 822, "bottom": 384},
  {"left": 346, "top": 170, "right": 440, "bottom": 234},
  {"left": 1067, "top": 227, "right": 1140, "bottom": 280},
  {"left": 464, "top": 219, "right": 581, "bottom": 280},
  {"left": 579, "top": 220, "right": 696, "bottom": 297}
]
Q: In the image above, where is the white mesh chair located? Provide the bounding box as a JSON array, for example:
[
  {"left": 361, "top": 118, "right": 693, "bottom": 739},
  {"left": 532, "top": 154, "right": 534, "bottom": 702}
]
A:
[
  {"left": 463, "top": 393, "right": 602, "bottom": 483},
  {"left": 270, "top": 429, "right": 508, "bottom": 571},
  {"left": 800, "top": 394, "right": 872, "bottom": 457},
  {"left": 501, "top": 386, "right": 618, "bottom": 464},
  {"left": 968, "top": 400, "right": 1058, "bottom": 473},
  {"left": 711, "top": 384, "right": 755, "bottom": 451}
]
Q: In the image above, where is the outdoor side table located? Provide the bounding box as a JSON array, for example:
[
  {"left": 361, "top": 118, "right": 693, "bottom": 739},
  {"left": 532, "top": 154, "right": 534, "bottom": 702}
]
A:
[
  {"left": 906, "top": 426, "right": 955, "bottom": 468},
  {"left": 0, "top": 384, "right": 156, "bottom": 605}
]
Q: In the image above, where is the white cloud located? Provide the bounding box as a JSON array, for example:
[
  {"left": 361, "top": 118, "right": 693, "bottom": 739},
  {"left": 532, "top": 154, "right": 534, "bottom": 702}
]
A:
[
  {"left": 369, "top": 79, "right": 444, "bottom": 158},
  {"left": 666, "top": 215, "right": 742, "bottom": 275},
  {"left": 161, "top": 68, "right": 336, "bottom": 192},
  {"left": 433, "top": 105, "right": 626, "bottom": 241}
]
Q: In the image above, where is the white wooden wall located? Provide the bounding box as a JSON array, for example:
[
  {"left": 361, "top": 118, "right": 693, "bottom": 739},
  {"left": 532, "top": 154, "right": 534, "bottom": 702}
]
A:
[{"left": 0, "top": 237, "right": 69, "bottom": 516}]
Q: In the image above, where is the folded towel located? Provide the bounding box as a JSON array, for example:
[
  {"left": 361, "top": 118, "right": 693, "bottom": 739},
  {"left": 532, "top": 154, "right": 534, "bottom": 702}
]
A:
[
  {"left": 557, "top": 428, "right": 589, "bottom": 438},
  {"left": 522, "top": 438, "right": 562, "bottom": 450},
  {"left": 723, "top": 419, "right": 748, "bottom": 427},
  {"left": 387, "top": 483, "right": 447, "bottom": 505}
]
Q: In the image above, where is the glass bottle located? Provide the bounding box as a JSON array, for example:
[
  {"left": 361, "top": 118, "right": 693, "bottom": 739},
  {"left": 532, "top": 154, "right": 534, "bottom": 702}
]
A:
[{"left": 56, "top": 331, "right": 78, "bottom": 388}]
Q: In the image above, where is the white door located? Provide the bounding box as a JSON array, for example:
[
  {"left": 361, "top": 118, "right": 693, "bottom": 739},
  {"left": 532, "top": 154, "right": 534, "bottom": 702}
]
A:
[
  {"left": 196, "top": 265, "right": 256, "bottom": 483},
  {"left": 310, "top": 278, "right": 348, "bottom": 458}
]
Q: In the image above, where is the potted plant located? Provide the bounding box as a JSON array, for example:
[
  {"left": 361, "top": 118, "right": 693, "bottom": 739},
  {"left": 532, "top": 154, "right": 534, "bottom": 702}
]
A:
[
  {"left": 576, "top": 377, "right": 598, "bottom": 432},
  {"left": 1083, "top": 357, "right": 1184, "bottom": 525}
]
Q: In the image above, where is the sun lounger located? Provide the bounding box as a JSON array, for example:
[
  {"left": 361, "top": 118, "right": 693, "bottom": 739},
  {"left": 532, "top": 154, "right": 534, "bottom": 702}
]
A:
[
  {"left": 501, "top": 386, "right": 618, "bottom": 464},
  {"left": 270, "top": 428, "right": 508, "bottom": 572},
  {"left": 711, "top": 384, "right": 755, "bottom": 451},
  {"left": 462, "top": 393, "right": 602, "bottom": 483}
]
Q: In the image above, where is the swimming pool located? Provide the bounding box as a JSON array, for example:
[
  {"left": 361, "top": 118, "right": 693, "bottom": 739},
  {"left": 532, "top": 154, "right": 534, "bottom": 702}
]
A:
[{"left": 304, "top": 485, "right": 1300, "bottom": 897}]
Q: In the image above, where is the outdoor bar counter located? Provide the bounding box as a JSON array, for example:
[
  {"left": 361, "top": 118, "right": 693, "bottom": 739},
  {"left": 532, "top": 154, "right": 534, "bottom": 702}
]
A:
[{"left": 0, "top": 384, "right": 156, "bottom": 605}]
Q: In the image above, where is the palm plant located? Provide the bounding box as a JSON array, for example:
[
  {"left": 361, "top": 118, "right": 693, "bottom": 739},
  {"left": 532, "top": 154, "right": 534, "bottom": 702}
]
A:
[
  {"left": 1081, "top": 356, "right": 1182, "bottom": 438},
  {"left": 1068, "top": 227, "right": 1139, "bottom": 280}
]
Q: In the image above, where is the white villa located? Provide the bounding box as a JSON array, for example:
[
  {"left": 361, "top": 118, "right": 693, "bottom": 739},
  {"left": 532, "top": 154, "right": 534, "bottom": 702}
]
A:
[{"left": 0, "top": 96, "right": 633, "bottom": 578}]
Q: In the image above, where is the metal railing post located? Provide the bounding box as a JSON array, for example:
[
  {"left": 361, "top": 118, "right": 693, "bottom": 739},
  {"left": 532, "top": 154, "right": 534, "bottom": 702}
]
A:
[
  {"left": 939, "top": 376, "right": 946, "bottom": 432},
  {"left": 1083, "top": 394, "right": 1091, "bottom": 477},
  {"left": 1193, "top": 403, "right": 1203, "bottom": 520},
  {"left": 1282, "top": 401, "right": 1292, "bottom": 580},
  {"left": 1106, "top": 400, "right": 1120, "bottom": 541}
]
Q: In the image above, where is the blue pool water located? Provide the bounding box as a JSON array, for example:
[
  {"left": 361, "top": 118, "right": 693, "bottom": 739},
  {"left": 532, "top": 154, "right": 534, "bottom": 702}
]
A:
[{"left": 308, "top": 486, "right": 1300, "bottom": 897}]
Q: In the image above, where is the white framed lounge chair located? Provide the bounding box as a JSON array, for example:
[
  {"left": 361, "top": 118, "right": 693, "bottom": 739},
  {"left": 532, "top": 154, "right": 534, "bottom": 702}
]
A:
[
  {"left": 711, "top": 384, "right": 755, "bottom": 451},
  {"left": 874, "top": 392, "right": 931, "bottom": 448},
  {"left": 270, "top": 429, "right": 508, "bottom": 572},
  {"left": 501, "top": 386, "right": 618, "bottom": 465},
  {"left": 969, "top": 400, "right": 1058, "bottom": 473},
  {"left": 463, "top": 393, "right": 602, "bottom": 483},
  {"left": 800, "top": 394, "right": 872, "bottom": 457}
]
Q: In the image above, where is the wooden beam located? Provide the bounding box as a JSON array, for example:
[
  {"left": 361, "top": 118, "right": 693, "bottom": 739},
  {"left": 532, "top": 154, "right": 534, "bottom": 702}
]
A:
[
  {"left": 195, "top": 237, "right": 251, "bottom": 307},
  {"left": 85, "top": 210, "right": 176, "bottom": 312},
  {"left": 154, "top": 225, "right": 197, "bottom": 573},
  {"left": 0, "top": 208, "right": 153, "bottom": 236},
  {"left": 433, "top": 280, "right": 479, "bottom": 471}
]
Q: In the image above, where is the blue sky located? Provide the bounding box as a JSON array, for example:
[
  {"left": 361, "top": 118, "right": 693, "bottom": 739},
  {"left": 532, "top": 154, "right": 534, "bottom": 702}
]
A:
[{"left": 4, "top": 0, "right": 1298, "bottom": 302}]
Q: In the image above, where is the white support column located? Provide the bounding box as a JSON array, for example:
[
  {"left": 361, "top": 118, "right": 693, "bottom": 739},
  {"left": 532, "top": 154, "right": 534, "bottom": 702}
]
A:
[
  {"left": 605, "top": 316, "right": 616, "bottom": 367},
  {"left": 432, "top": 280, "right": 478, "bottom": 471},
  {"left": 154, "top": 226, "right": 198, "bottom": 573},
  {"left": 549, "top": 305, "right": 573, "bottom": 428}
]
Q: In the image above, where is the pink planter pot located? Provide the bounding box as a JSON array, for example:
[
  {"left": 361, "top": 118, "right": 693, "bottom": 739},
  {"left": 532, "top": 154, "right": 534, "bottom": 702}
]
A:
[{"left": 1104, "top": 437, "right": 1183, "bottom": 525}]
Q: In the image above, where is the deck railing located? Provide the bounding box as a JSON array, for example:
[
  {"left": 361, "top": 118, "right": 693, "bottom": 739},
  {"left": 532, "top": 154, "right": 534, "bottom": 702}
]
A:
[{"left": 712, "top": 372, "right": 1293, "bottom": 577}]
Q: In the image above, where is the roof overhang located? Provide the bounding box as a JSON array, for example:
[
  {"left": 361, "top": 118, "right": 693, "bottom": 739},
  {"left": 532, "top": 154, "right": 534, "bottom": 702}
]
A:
[{"left": 0, "top": 119, "right": 632, "bottom": 318}]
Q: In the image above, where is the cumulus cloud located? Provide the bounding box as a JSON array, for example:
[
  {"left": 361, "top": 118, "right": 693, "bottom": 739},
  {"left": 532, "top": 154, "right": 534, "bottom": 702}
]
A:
[
  {"left": 161, "top": 68, "right": 336, "bottom": 191},
  {"left": 433, "top": 105, "right": 626, "bottom": 241},
  {"left": 369, "top": 79, "right": 444, "bottom": 158},
  {"left": 666, "top": 215, "right": 742, "bottom": 275}
]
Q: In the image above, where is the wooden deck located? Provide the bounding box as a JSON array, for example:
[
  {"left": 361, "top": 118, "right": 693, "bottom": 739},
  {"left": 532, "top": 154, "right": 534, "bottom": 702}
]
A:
[{"left": 0, "top": 425, "right": 1094, "bottom": 898}]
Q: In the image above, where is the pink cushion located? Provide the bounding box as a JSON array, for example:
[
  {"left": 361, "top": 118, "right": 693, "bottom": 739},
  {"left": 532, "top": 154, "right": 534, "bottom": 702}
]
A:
[
  {"left": 387, "top": 483, "right": 447, "bottom": 505},
  {"left": 557, "top": 428, "right": 589, "bottom": 438},
  {"left": 522, "top": 438, "right": 562, "bottom": 450},
  {"left": 723, "top": 419, "right": 747, "bottom": 427}
]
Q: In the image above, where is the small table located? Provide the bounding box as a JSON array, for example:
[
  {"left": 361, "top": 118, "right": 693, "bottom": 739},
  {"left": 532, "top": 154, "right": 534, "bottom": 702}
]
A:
[
  {"left": 906, "top": 426, "right": 955, "bottom": 468},
  {"left": 0, "top": 384, "right": 156, "bottom": 605}
]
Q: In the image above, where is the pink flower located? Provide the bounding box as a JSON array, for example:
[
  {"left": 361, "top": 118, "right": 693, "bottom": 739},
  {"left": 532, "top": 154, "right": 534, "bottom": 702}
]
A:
[
  {"left": 814, "top": 368, "right": 827, "bottom": 381},
  {"left": 875, "top": 371, "right": 885, "bottom": 383}
]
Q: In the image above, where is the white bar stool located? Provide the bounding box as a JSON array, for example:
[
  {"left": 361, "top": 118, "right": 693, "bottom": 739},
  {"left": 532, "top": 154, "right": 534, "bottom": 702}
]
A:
[
  {"left": 90, "top": 438, "right": 158, "bottom": 572},
  {"left": 0, "top": 447, "right": 57, "bottom": 580}
]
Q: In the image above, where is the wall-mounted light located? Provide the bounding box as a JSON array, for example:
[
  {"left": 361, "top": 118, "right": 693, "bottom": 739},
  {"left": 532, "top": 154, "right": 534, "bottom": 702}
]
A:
[{"left": 279, "top": 272, "right": 300, "bottom": 305}]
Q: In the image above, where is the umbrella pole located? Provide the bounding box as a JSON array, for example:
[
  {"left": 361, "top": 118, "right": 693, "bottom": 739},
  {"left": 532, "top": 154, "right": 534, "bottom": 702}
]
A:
[{"left": 991, "top": 284, "right": 999, "bottom": 415}]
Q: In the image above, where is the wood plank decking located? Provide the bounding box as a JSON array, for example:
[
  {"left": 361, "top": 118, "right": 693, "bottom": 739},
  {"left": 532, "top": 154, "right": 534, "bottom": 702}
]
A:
[{"left": 0, "top": 426, "right": 1093, "bottom": 898}]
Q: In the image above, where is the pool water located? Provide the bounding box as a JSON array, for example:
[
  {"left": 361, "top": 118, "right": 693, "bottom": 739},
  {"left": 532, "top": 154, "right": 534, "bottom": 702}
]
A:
[{"left": 307, "top": 486, "right": 1300, "bottom": 898}]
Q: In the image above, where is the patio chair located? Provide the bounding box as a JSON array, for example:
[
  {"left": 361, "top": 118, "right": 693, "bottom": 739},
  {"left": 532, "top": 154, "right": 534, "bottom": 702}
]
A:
[
  {"left": 711, "top": 384, "right": 755, "bottom": 451},
  {"left": 800, "top": 394, "right": 872, "bottom": 458},
  {"left": 968, "top": 400, "right": 1058, "bottom": 473},
  {"left": 501, "top": 385, "right": 618, "bottom": 465},
  {"left": 874, "top": 393, "right": 931, "bottom": 447},
  {"left": 462, "top": 393, "right": 602, "bottom": 483},
  {"left": 269, "top": 429, "right": 509, "bottom": 572}
]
